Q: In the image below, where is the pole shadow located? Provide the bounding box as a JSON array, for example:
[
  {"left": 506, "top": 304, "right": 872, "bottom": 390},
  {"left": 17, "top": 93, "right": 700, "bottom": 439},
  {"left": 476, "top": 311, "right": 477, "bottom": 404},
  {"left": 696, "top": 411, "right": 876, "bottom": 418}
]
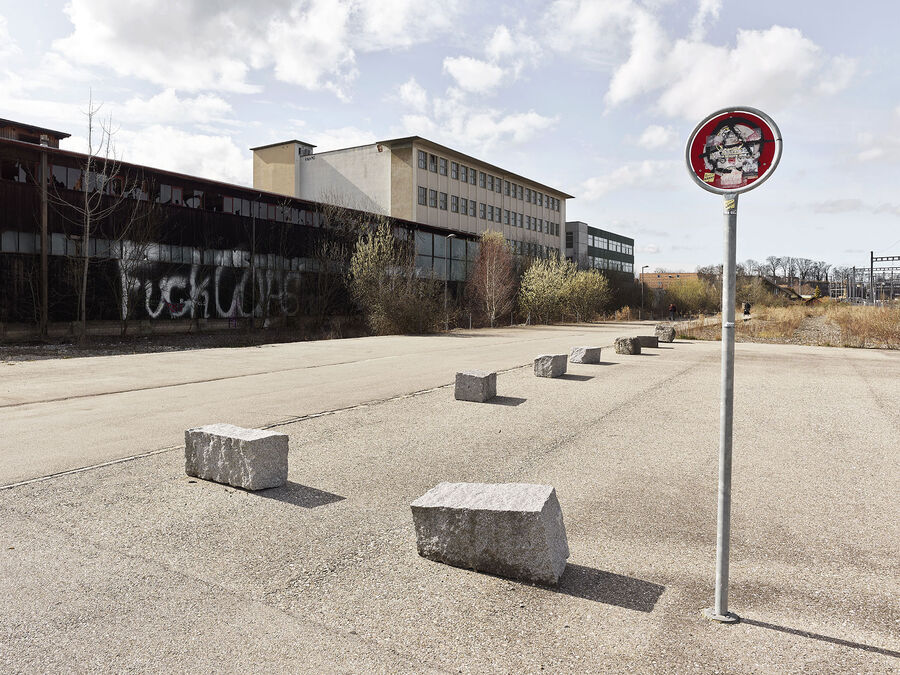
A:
[
  {"left": 485, "top": 396, "right": 527, "bottom": 407},
  {"left": 255, "top": 481, "right": 346, "bottom": 508},
  {"left": 741, "top": 618, "right": 900, "bottom": 658},
  {"left": 557, "top": 374, "right": 594, "bottom": 381},
  {"left": 550, "top": 564, "right": 665, "bottom": 612}
]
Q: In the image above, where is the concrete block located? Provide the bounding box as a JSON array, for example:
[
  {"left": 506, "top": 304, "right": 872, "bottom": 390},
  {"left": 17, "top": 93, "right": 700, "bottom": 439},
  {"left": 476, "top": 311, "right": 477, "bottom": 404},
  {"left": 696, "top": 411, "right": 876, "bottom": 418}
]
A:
[
  {"left": 569, "top": 346, "right": 602, "bottom": 364},
  {"left": 410, "top": 482, "right": 570, "bottom": 585},
  {"left": 637, "top": 335, "right": 659, "bottom": 348},
  {"left": 185, "top": 423, "right": 288, "bottom": 490},
  {"left": 655, "top": 324, "right": 676, "bottom": 343},
  {"left": 614, "top": 337, "right": 641, "bottom": 355},
  {"left": 534, "top": 354, "right": 567, "bottom": 378},
  {"left": 455, "top": 370, "right": 497, "bottom": 402}
]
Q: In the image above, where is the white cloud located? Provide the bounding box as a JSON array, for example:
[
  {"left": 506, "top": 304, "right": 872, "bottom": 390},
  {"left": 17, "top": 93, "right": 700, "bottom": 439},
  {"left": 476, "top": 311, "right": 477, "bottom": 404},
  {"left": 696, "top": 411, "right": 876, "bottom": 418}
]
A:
[
  {"left": 61, "top": 125, "right": 250, "bottom": 185},
  {"left": 52, "top": 0, "right": 461, "bottom": 99},
  {"left": 856, "top": 125, "right": 900, "bottom": 164},
  {"left": 118, "top": 90, "right": 234, "bottom": 126},
  {"left": 395, "top": 77, "right": 428, "bottom": 113},
  {"left": 636, "top": 124, "right": 679, "bottom": 149},
  {"left": 442, "top": 56, "right": 505, "bottom": 94},
  {"left": 308, "top": 126, "right": 377, "bottom": 152},
  {"left": 0, "top": 15, "right": 20, "bottom": 59},
  {"left": 580, "top": 160, "right": 680, "bottom": 200},
  {"left": 689, "top": 0, "right": 721, "bottom": 41}
]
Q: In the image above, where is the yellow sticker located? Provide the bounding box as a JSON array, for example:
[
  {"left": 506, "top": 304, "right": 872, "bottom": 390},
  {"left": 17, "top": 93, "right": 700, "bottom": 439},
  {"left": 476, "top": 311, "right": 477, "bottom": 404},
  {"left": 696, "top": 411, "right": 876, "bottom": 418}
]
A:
[
  {"left": 724, "top": 198, "right": 736, "bottom": 211},
  {"left": 703, "top": 172, "right": 716, "bottom": 182}
]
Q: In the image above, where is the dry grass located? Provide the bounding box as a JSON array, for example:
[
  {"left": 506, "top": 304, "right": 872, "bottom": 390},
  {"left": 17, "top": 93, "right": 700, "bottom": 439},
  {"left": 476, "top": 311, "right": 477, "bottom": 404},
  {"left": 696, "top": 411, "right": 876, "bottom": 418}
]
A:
[
  {"left": 825, "top": 304, "right": 900, "bottom": 348},
  {"left": 675, "top": 302, "right": 900, "bottom": 349}
]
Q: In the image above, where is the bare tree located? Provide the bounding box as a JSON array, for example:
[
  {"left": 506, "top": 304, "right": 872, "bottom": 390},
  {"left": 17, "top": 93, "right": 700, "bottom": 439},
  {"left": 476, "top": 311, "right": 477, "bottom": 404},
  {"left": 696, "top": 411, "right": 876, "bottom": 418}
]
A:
[
  {"left": 48, "top": 94, "right": 131, "bottom": 342},
  {"left": 795, "top": 257, "right": 815, "bottom": 294},
  {"left": 765, "top": 256, "right": 781, "bottom": 281},
  {"left": 467, "top": 230, "right": 516, "bottom": 327}
]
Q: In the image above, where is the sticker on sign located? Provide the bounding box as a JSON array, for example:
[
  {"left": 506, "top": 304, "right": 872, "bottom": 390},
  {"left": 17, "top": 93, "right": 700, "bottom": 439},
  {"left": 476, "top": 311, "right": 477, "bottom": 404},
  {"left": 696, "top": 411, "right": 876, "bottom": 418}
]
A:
[{"left": 685, "top": 107, "right": 782, "bottom": 195}]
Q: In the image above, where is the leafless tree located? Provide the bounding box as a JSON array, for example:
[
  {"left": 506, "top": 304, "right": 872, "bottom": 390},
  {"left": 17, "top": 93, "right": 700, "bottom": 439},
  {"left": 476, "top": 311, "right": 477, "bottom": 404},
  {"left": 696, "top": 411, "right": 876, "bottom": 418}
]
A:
[
  {"left": 795, "top": 257, "right": 815, "bottom": 293},
  {"left": 765, "top": 256, "right": 781, "bottom": 281},
  {"left": 467, "top": 230, "right": 516, "bottom": 327}
]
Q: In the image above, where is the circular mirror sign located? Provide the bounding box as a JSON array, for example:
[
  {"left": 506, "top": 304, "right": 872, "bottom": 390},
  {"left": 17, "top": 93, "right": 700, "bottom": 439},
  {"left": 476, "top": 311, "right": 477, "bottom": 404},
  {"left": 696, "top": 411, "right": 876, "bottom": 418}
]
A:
[{"left": 686, "top": 106, "right": 783, "bottom": 195}]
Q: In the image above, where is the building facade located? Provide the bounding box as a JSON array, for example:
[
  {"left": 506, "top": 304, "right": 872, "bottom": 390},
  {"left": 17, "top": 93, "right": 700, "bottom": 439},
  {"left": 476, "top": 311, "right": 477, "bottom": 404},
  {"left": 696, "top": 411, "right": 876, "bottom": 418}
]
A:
[
  {"left": 565, "top": 221, "right": 634, "bottom": 275},
  {"left": 252, "top": 137, "right": 571, "bottom": 263},
  {"left": 639, "top": 271, "right": 700, "bottom": 290},
  {"left": 0, "top": 119, "right": 480, "bottom": 329}
]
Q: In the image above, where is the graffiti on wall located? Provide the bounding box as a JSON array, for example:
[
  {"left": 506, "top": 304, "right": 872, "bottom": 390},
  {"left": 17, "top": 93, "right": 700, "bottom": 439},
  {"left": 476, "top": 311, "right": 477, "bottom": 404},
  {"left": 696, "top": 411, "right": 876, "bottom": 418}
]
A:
[{"left": 119, "top": 262, "right": 301, "bottom": 321}]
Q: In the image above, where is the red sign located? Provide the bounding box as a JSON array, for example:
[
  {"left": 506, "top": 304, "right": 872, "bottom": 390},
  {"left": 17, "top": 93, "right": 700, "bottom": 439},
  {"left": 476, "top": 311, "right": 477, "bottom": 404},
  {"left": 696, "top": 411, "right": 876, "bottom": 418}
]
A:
[{"left": 687, "top": 109, "right": 781, "bottom": 194}]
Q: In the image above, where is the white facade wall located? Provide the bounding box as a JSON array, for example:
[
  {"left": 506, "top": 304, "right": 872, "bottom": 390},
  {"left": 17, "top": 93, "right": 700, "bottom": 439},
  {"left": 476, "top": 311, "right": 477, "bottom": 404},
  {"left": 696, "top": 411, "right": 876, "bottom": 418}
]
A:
[
  {"left": 410, "top": 143, "right": 566, "bottom": 257},
  {"left": 296, "top": 145, "right": 391, "bottom": 215}
]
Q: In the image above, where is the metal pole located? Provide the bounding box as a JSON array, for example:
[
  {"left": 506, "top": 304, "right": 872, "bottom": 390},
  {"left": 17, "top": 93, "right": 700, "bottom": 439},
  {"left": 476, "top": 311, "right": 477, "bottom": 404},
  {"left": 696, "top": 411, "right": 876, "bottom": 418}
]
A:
[
  {"left": 704, "top": 193, "right": 740, "bottom": 624},
  {"left": 40, "top": 141, "right": 49, "bottom": 337},
  {"left": 870, "top": 251, "right": 874, "bottom": 306}
]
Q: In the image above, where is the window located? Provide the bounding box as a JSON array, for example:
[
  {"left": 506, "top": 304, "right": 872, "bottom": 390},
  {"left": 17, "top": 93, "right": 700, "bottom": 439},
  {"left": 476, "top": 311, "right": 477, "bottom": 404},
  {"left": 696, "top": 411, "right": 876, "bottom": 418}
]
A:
[
  {"left": 417, "top": 150, "right": 427, "bottom": 169},
  {"left": 495, "top": 208, "right": 501, "bottom": 223},
  {"left": 439, "top": 158, "right": 447, "bottom": 176},
  {"left": 504, "top": 180, "right": 510, "bottom": 196},
  {"left": 526, "top": 188, "right": 532, "bottom": 203},
  {"left": 451, "top": 195, "right": 459, "bottom": 212},
  {"left": 429, "top": 189, "right": 437, "bottom": 207},
  {"left": 479, "top": 203, "right": 486, "bottom": 219},
  {"left": 439, "top": 192, "right": 447, "bottom": 210},
  {"left": 566, "top": 232, "right": 573, "bottom": 248},
  {"left": 451, "top": 162, "right": 458, "bottom": 179},
  {"left": 537, "top": 218, "right": 543, "bottom": 233},
  {"left": 487, "top": 205, "right": 493, "bottom": 221},
  {"left": 460, "top": 165, "right": 467, "bottom": 182},
  {"left": 538, "top": 192, "right": 543, "bottom": 207},
  {"left": 479, "top": 172, "right": 486, "bottom": 188},
  {"left": 460, "top": 198, "right": 468, "bottom": 214},
  {"left": 417, "top": 186, "right": 427, "bottom": 205},
  {"left": 518, "top": 185, "right": 524, "bottom": 200},
  {"left": 469, "top": 200, "right": 476, "bottom": 216},
  {"left": 429, "top": 154, "right": 437, "bottom": 172},
  {"left": 504, "top": 209, "right": 510, "bottom": 225},
  {"left": 469, "top": 169, "right": 477, "bottom": 185},
  {"left": 495, "top": 177, "right": 502, "bottom": 193},
  {"left": 517, "top": 213, "right": 523, "bottom": 227},
  {"left": 526, "top": 215, "right": 531, "bottom": 230}
]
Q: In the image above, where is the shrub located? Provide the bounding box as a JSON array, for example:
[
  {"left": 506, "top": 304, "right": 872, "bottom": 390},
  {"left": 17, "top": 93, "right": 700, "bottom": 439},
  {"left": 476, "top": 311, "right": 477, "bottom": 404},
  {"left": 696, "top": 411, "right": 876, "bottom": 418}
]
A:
[
  {"left": 564, "top": 269, "right": 611, "bottom": 322},
  {"left": 347, "top": 221, "right": 442, "bottom": 334},
  {"left": 518, "top": 256, "right": 576, "bottom": 323}
]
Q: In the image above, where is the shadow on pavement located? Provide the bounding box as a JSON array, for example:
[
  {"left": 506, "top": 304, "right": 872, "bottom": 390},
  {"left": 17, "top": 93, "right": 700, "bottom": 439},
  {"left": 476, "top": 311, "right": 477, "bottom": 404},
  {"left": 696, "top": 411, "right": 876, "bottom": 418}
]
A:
[
  {"left": 741, "top": 618, "right": 900, "bottom": 658},
  {"left": 553, "top": 564, "right": 665, "bottom": 612},
  {"left": 639, "top": 353, "right": 659, "bottom": 357},
  {"left": 558, "top": 374, "right": 594, "bottom": 381},
  {"left": 486, "top": 396, "right": 527, "bottom": 407},
  {"left": 256, "top": 481, "right": 346, "bottom": 508}
]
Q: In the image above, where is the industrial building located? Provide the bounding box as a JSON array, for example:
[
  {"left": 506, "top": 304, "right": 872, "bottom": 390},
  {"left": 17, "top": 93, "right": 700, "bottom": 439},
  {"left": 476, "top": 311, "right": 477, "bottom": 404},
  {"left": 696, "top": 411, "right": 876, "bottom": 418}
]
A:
[
  {"left": 565, "top": 221, "right": 634, "bottom": 275},
  {"left": 251, "top": 137, "right": 571, "bottom": 263}
]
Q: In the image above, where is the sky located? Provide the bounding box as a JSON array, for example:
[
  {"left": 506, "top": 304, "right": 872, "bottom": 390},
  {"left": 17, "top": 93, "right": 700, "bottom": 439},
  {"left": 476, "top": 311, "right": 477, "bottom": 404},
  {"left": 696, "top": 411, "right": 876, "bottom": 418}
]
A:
[{"left": 1, "top": 0, "right": 898, "bottom": 272}]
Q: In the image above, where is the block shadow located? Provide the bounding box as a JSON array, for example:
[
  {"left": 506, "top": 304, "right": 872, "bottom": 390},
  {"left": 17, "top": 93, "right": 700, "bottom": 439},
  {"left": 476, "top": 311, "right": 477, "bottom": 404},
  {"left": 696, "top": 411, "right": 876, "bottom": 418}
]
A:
[
  {"left": 486, "top": 395, "right": 527, "bottom": 407},
  {"left": 256, "top": 481, "right": 346, "bottom": 508},
  {"left": 740, "top": 618, "right": 900, "bottom": 658},
  {"left": 551, "top": 564, "right": 664, "bottom": 612},
  {"left": 558, "top": 374, "right": 594, "bottom": 381}
]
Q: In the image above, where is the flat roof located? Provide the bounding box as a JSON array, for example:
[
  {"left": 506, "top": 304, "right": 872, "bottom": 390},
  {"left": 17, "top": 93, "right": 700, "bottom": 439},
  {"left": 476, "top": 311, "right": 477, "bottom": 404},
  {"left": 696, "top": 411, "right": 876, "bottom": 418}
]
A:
[
  {"left": 0, "top": 118, "right": 71, "bottom": 140},
  {"left": 382, "top": 136, "right": 575, "bottom": 199},
  {"left": 249, "top": 139, "right": 316, "bottom": 152}
]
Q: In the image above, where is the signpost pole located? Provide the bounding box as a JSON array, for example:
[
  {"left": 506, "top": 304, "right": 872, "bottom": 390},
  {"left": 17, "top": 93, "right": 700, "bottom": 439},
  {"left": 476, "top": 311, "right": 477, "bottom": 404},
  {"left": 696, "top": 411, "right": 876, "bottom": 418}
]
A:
[{"left": 704, "top": 193, "right": 740, "bottom": 623}]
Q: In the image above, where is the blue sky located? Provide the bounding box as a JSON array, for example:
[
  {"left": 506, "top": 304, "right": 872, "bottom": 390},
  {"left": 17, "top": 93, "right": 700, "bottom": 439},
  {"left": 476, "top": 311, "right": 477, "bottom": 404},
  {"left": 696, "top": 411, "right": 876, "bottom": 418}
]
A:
[{"left": 2, "top": 1, "right": 898, "bottom": 272}]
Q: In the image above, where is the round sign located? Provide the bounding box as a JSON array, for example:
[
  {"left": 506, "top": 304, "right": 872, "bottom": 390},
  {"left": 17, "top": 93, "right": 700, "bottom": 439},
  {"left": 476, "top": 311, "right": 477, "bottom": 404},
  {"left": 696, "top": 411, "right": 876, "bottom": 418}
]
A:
[{"left": 685, "top": 106, "right": 782, "bottom": 195}]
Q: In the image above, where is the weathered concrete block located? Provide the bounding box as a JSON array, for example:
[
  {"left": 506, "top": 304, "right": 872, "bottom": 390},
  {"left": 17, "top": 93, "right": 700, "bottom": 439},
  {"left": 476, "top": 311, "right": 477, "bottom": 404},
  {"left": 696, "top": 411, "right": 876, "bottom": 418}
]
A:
[
  {"left": 534, "top": 354, "right": 567, "bottom": 378},
  {"left": 655, "top": 324, "right": 676, "bottom": 343},
  {"left": 614, "top": 337, "right": 642, "bottom": 355},
  {"left": 455, "top": 370, "right": 497, "bottom": 402},
  {"left": 410, "top": 482, "right": 570, "bottom": 585},
  {"left": 637, "top": 335, "right": 659, "bottom": 348},
  {"left": 569, "top": 346, "right": 602, "bottom": 364},
  {"left": 185, "top": 423, "right": 288, "bottom": 490}
]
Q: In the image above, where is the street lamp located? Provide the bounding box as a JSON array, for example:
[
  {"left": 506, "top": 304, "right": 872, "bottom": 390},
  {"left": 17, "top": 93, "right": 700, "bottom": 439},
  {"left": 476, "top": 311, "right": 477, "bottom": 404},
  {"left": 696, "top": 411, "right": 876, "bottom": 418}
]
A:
[
  {"left": 640, "top": 265, "right": 649, "bottom": 320},
  {"left": 445, "top": 234, "right": 456, "bottom": 331}
]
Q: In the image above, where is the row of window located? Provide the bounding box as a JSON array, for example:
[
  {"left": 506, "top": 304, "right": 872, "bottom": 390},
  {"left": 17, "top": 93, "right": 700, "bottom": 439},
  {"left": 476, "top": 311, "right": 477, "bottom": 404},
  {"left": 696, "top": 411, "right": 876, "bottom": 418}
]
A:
[
  {"left": 587, "top": 233, "right": 633, "bottom": 256},
  {"left": 0, "top": 230, "right": 304, "bottom": 270},
  {"left": 2, "top": 160, "right": 331, "bottom": 227},
  {"left": 417, "top": 187, "right": 561, "bottom": 236},
  {"left": 416, "top": 150, "right": 561, "bottom": 211},
  {"left": 507, "top": 240, "right": 560, "bottom": 260},
  {"left": 588, "top": 256, "right": 634, "bottom": 273}
]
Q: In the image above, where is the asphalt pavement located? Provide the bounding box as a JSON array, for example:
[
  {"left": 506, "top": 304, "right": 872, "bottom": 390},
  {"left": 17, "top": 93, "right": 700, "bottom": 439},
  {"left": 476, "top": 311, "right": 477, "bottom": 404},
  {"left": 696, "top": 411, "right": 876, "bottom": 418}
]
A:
[{"left": 1, "top": 325, "right": 898, "bottom": 672}]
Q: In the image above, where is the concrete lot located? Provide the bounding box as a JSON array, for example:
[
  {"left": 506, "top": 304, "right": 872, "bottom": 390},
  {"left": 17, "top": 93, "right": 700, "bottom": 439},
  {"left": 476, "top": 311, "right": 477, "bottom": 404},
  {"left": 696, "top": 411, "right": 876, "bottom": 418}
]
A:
[{"left": 1, "top": 326, "right": 898, "bottom": 672}]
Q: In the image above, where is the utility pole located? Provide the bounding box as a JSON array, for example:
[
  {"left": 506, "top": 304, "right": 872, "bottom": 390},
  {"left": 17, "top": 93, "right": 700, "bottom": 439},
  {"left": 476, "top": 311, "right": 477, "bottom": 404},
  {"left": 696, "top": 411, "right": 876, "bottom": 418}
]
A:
[{"left": 39, "top": 135, "right": 49, "bottom": 337}]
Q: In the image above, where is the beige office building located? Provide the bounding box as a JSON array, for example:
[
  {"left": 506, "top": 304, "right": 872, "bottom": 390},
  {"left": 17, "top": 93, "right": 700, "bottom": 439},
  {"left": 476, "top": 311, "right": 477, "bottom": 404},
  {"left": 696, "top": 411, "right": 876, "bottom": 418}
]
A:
[{"left": 251, "top": 136, "right": 571, "bottom": 259}]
